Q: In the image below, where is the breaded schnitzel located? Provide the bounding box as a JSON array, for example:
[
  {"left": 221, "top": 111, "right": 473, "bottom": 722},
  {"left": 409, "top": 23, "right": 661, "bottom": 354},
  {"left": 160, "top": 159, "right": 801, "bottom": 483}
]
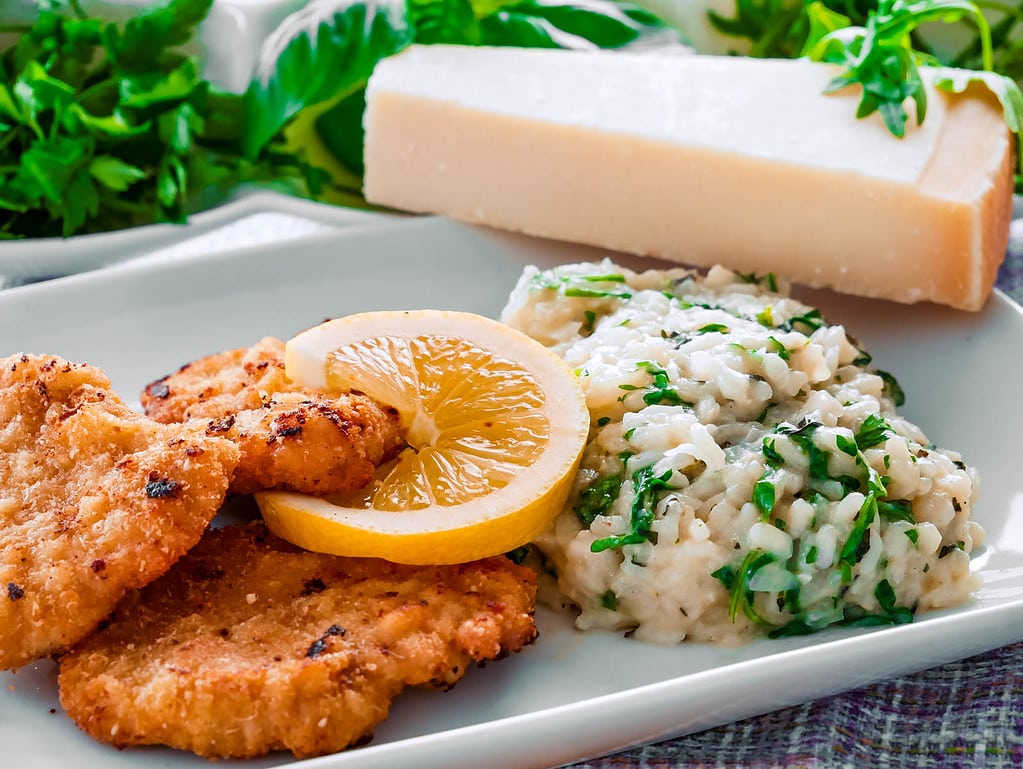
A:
[
  {"left": 58, "top": 522, "right": 538, "bottom": 759},
  {"left": 140, "top": 337, "right": 404, "bottom": 495},
  {"left": 0, "top": 354, "right": 239, "bottom": 670}
]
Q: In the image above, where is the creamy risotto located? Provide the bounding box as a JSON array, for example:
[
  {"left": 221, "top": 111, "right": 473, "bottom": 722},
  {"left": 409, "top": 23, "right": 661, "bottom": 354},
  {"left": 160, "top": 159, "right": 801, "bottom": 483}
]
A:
[{"left": 501, "top": 261, "right": 984, "bottom": 645}]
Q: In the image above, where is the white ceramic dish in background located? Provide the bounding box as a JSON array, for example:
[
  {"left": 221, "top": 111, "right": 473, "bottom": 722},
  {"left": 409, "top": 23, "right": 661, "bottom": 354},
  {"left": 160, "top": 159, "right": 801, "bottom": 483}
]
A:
[
  {"left": 0, "top": 0, "right": 317, "bottom": 284},
  {"left": 1, "top": 217, "right": 1022, "bottom": 769},
  {"left": 0, "top": 190, "right": 395, "bottom": 287}
]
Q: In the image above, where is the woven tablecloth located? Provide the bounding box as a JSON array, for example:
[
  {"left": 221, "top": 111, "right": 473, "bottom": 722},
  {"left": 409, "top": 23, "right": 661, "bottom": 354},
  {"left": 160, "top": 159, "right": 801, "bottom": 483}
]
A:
[{"left": 569, "top": 220, "right": 1023, "bottom": 769}]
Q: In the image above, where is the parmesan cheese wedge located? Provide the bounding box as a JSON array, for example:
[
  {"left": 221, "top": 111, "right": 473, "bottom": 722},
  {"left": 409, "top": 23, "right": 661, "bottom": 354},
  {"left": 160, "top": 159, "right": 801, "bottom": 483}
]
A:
[{"left": 363, "top": 46, "right": 1014, "bottom": 311}]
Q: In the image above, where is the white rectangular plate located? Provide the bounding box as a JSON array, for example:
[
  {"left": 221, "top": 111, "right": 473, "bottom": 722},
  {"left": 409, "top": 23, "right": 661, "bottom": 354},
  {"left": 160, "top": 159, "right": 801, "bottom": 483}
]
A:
[{"left": 2, "top": 217, "right": 1023, "bottom": 769}]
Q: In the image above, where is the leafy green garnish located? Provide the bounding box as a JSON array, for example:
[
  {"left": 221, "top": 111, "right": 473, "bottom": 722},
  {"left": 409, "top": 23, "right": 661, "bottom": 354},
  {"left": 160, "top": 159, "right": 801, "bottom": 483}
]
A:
[
  {"left": 712, "top": 549, "right": 769, "bottom": 623},
  {"left": 575, "top": 473, "right": 624, "bottom": 525},
  {"left": 878, "top": 498, "right": 915, "bottom": 523},
  {"left": 873, "top": 578, "right": 914, "bottom": 623},
  {"left": 707, "top": 0, "right": 1023, "bottom": 187},
  {"left": 801, "top": 0, "right": 1022, "bottom": 175},
  {"left": 735, "top": 270, "right": 780, "bottom": 291},
  {"left": 505, "top": 544, "right": 531, "bottom": 563},
  {"left": 708, "top": 0, "right": 814, "bottom": 58},
  {"left": 630, "top": 361, "right": 691, "bottom": 407},
  {"left": 877, "top": 369, "right": 906, "bottom": 406},
  {"left": 767, "top": 336, "right": 790, "bottom": 360},
  {"left": 242, "top": 0, "right": 413, "bottom": 161},
  {"left": 855, "top": 413, "right": 893, "bottom": 449},
  {"left": 755, "top": 305, "right": 775, "bottom": 328},
  {"left": 779, "top": 308, "right": 825, "bottom": 334},
  {"left": 753, "top": 469, "right": 783, "bottom": 516},
  {"left": 600, "top": 589, "right": 619, "bottom": 610},
  {"left": 835, "top": 433, "right": 859, "bottom": 457},
  {"left": 532, "top": 268, "right": 634, "bottom": 300},
  {"left": 0, "top": 1, "right": 210, "bottom": 236},
  {"left": 591, "top": 465, "right": 673, "bottom": 552},
  {"left": 481, "top": 0, "right": 665, "bottom": 48}
]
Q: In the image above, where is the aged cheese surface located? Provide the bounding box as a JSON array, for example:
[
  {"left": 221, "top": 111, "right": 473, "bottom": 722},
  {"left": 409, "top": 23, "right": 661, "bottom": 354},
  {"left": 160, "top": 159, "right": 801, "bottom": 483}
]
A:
[{"left": 363, "top": 46, "right": 1014, "bottom": 311}]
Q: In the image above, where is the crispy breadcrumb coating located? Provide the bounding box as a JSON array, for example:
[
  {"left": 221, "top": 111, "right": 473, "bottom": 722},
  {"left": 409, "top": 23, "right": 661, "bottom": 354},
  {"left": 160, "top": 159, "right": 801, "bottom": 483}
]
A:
[
  {"left": 140, "top": 337, "right": 404, "bottom": 495},
  {"left": 58, "top": 522, "right": 537, "bottom": 759},
  {"left": 0, "top": 354, "right": 239, "bottom": 670}
]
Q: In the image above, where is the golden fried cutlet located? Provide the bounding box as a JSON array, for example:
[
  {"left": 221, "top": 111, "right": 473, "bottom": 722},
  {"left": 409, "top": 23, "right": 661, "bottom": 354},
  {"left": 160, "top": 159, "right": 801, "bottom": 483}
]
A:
[
  {"left": 140, "top": 337, "right": 404, "bottom": 495},
  {"left": 58, "top": 522, "right": 538, "bottom": 759},
  {"left": 0, "top": 354, "right": 240, "bottom": 670}
]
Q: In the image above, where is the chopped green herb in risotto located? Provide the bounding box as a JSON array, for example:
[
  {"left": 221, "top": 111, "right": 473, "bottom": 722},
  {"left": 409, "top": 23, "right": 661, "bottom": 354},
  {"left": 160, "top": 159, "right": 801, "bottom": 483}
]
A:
[{"left": 501, "top": 261, "right": 984, "bottom": 645}]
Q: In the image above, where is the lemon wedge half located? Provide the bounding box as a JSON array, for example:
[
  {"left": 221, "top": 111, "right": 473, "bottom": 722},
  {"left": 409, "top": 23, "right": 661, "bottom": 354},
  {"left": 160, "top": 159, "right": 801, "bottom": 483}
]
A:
[{"left": 254, "top": 310, "right": 589, "bottom": 565}]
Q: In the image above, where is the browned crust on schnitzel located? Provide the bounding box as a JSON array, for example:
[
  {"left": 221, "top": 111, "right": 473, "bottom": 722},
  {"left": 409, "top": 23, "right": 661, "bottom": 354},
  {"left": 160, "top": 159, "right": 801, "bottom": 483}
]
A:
[
  {"left": 0, "top": 354, "right": 239, "bottom": 670},
  {"left": 58, "top": 522, "right": 537, "bottom": 759},
  {"left": 140, "top": 338, "right": 404, "bottom": 495}
]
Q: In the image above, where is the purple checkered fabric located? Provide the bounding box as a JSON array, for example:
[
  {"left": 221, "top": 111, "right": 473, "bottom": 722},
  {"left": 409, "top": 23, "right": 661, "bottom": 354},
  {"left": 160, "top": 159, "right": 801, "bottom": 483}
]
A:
[
  {"left": 572, "top": 642, "right": 1023, "bottom": 768},
  {"left": 567, "top": 218, "right": 1023, "bottom": 769}
]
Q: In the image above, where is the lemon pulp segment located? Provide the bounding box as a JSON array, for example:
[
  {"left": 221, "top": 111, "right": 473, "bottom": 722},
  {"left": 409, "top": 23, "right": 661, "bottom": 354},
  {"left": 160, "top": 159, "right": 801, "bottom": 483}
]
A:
[{"left": 326, "top": 334, "right": 547, "bottom": 510}]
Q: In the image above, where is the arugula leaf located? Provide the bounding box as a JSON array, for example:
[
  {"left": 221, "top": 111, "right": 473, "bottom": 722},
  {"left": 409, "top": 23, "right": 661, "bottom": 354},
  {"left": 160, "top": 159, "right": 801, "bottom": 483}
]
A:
[
  {"left": 590, "top": 464, "right": 673, "bottom": 552},
  {"left": 575, "top": 473, "right": 624, "bottom": 525},
  {"left": 803, "top": 0, "right": 1022, "bottom": 158},
  {"left": 633, "top": 360, "right": 691, "bottom": 407},
  {"left": 931, "top": 64, "right": 1023, "bottom": 167},
  {"left": 877, "top": 498, "right": 914, "bottom": 523},
  {"left": 854, "top": 413, "right": 893, "bottom": 450},
  {"left": 712, "top": 548, "right": 778, "bottom": 623},
  {"left": 950, "top": 3, "right": 1023, "bottom": 84},
  {"left": 706, "top": 0, "right": 1022, "bottom": 185},
  {"left": 877, "top": 369, "right": 906, "bottom": 406}
]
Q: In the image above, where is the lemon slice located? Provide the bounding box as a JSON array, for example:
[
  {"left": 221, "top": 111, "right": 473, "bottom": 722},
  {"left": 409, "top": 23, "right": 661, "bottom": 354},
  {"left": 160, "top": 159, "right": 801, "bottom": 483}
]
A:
[{"left": 254, "top": 310, "right": 589, "bottom": 565}]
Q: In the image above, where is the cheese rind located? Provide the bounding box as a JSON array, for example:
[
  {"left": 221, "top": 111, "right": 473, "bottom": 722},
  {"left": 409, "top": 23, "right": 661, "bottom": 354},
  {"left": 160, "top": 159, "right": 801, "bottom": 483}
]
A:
[{"left": 363, "top": 46, "right": 1014, "bottom": 311}]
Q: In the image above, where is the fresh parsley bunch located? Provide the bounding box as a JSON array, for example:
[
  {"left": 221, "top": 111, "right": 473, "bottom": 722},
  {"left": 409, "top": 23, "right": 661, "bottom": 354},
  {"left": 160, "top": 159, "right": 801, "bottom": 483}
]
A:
[{"left": 2, "top": 1, "right": 204, "bottom": 236}]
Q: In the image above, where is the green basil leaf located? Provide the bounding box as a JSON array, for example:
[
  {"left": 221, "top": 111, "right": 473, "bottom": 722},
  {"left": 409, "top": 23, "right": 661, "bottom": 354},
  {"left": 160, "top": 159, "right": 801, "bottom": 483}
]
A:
[
  {"left": 242, "top": 0, "right": 413, "bottom": 159},
  {"left": 408, "top": 0, "right": 481, "bottom": 44},
  {"left": 313, "top": 89, "right": 368, "bottom": 175},
  {"left": 482, "top": 0, "right": 664, "bottom": 49},
  {"left": 479, "top": 12, "right": 566, "bottom": 46}
]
